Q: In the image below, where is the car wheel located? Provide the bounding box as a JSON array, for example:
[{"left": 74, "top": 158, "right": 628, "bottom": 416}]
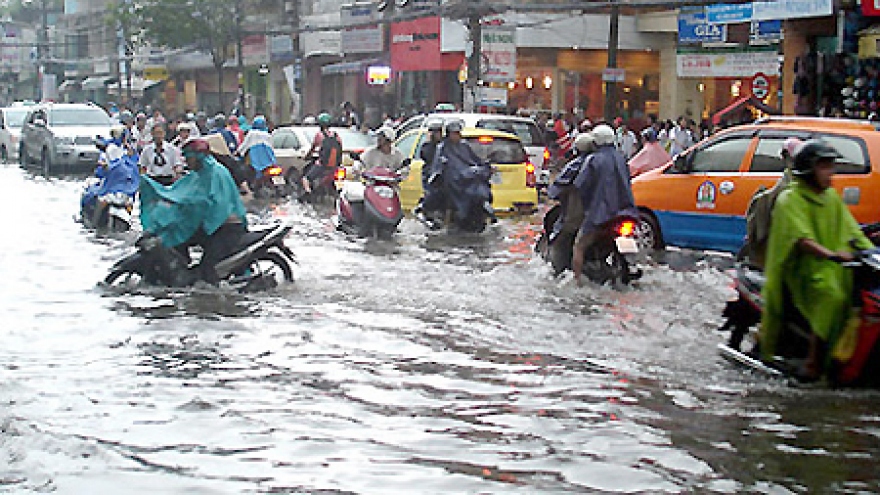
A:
[
  {"left": 19, "top": 144, "right": 28, "bottom": 167},
  {"left": 41, "top": 148, "right": 52, "bottom": 176},
  {"left": 0, "top": 146, "right": 7, "bottom": 162},
  {"left": 635, "top": 211, "right": 664, "bottom": 252}
]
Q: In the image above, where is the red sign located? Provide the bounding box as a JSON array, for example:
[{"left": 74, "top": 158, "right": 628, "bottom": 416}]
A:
[
  {"left": 390, "top": 17, "right": 461, "bottom": 72},
  {"left": 750, "top": 72, "right": 770, "bottom": 100},
  {"left": 863, "top": 0, "right": 880, "bottom": 16}
]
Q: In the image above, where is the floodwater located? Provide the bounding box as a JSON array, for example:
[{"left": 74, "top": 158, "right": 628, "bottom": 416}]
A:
[{"left": 1, "top": 164, "right": 878, "bottom": 494}]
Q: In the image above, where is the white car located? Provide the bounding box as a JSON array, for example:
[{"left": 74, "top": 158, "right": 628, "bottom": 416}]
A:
[
  {"left": 272, "top": 125, "right": 376, "bottom": 183},
  {"left": 0, "top": 106, "right": 31, "bottom": 162},
  {"left": 20, "top": 103, "right": 113, "bottom": 174}
]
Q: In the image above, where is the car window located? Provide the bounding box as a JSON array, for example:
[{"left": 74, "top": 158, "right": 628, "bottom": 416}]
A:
[
  {"left": 395, "top": 131, "right": 420, "bottom": 157},
  {"left": 817, "top": 134, "right": 870, "bottom": 174},
  {"left": 48, "top": 108, "right": 110, "bottom": 126},
  {"left": 412, "top": 132, "right": 429, "bottom": 161},
  {"left": 476, "top": 119, "right": 544, "bottom": 147},
  {"left": 397, "top": 117, "right": 424, "bottom": 136},
  {"left": 465, "top": 136, "right": 527, "bottom": 164},
  {"left": 690, "top": 137, "right": 751, "bottom": 173},
  {"left": 749, "top": 137, "right": 786, "bottom": 172},
  {"left": 3, "top": 108, "right": 29, "bottom": 128},
  {"left": 334, "top": 128, "right": 376, "bottom": 150},
  {"left": 272, "top": 130, "right": 300, "bottom": 149}
]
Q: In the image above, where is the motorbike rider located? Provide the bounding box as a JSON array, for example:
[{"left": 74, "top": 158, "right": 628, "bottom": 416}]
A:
[
  {"left": 544, "top": 132, "right": 597, "bottom": 275},
  {"left": 627, "top": 127, "right": 671, "bottom": 178},
  {"left": 413, "top": 120, "right": 445, "bottom": 221},
  {"left": 759, "top": 139, "right": 874, "bottom": 380},
  {"left": 358, "top": 126, "right": 406, "bottom": 172},
  {"left": 83, "top": 130, "right": 140, "bottom": 229},
  {"left": 301, "top": 112, "right": 342, "bottom": 194},
  {"left": 139, "top": 137, "right": 248, "bottom": 284},
  {"left": 424, "top": 120, "right": 496, "bottom": 228},
  {"left": 210, "top": 113, "right": 240, "bottom": 154},
  {"left": 236, "top": 115, "right": 277, "bottom": 188},
  {"left": 139, "top": 123, "right": 183, "bottom": 186},
  {"left": 569, "top": 123, "right": 636, "bottom": 286}
]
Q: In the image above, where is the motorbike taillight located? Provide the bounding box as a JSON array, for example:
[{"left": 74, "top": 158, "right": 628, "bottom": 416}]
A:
[
  {"left": 334, "top": 168, "right": 346, "bottom": 181},
  {"left": 617, "top": 220, "right": 636, "bottom": 237},
  {"left": 266, "top": 165, "right": 283, "bottom": 176},
  {"left": 525, "top": 162, "right": 536, "bottom": 188}
]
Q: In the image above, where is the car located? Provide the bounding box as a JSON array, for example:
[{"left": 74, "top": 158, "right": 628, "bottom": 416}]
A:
[
  {"left": 272, "top": 125, "right": 376, "bottom": 184},
  {"left": 395, "top": 127, "right": 538, "bottom": 215},
  {"left": 19, "top": 103, "right": 113, "bottom": 174},
  {"left": 394, "top": 112, "right": 550, "bottom": 185},
  {"left": 632, "top": 116, "right": 880, "bottom": 254},
  {"left": 0, "top": 106, "right": 30, "bottom": 162}
]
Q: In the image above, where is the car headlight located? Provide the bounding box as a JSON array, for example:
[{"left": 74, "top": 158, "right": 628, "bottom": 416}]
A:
[{"left": 54, "top": 136, "right": 75, "bottom": 146}]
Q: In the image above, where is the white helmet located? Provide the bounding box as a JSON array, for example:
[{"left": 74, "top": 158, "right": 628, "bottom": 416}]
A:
[
  {"left": 590, "top": 124, "right": 615, "bottom": 146},
  {"left": 377, "top": 126, "right": 395, "bottom": 142},
  {"left": 574, "top": 132, "right": 596, "bottom": 153},
  {"left": 302, "top": 115, "right": 317, "bottom": 125}
]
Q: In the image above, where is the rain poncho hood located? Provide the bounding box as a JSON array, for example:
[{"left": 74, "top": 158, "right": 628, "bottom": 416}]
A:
[
  {"left": 81, "top": 153, "right": 140, "bottom": 207},
  {"left": 759, "top": 179, "right": 872, "bottom": 360},
  {"left": 238, "top": 129, "right": 276, "bottom": 173},
  {"left": 428, "top": 140, "right": 492, "bottom": 222},
  {"left": 139, "top": 153, "right": 247, "bottom": 248},
  {"left": 573, "top": 144, "right": 637, "bottom": 236},
  {"left": 627, "top": 141, "right": 671, "bottom": 178}
]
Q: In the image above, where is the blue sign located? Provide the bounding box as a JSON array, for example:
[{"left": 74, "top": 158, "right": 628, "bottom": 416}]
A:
[
  {"left": 750, "top": 19, "right": 783, "bottom": 43},
  {"left": 706, "top": 2, "right": 754, "bottom": 24},
  {"left": 679, "top": 11, "right": 727, "bottom": 44}
]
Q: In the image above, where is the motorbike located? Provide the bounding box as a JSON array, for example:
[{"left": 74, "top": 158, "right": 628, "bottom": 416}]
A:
[
  {"left": 79, "top": 153, "right": 139, "bottom": 233},
  {"left": 104, "top": 223, "right": 296, "bottom": 292},
  {"left": 333, "top": 161, "right": 407, "bottom": 239},
  {"left": 296, "top": 157, "right": 342, "bottom": 204},
  {"left": 420, "top": 165, "right": 495, "bottom": 234},
  {"left": 719, "top": 234, "right": 880, "bottom": 387},
  {"left": 534, "top": 203, "right": 642, "bottom": 285}
]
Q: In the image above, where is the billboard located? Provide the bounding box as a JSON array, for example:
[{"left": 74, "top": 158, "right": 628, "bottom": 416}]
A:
[{"left": 341, "top": 3, "right": 383, "bottom": 54}]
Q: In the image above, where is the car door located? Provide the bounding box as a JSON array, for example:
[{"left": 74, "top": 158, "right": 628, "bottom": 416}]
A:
[
  {"left": 22, "top": 109, "right": 43, "bottom": 160},
  {"left": 654, "top": 131, "right": 755, "bottom": 252}
]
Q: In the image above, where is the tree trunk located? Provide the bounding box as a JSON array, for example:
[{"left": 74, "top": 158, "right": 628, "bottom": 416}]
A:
[{"left": 217, "top": 64, "right": 225, "bottom": 114}]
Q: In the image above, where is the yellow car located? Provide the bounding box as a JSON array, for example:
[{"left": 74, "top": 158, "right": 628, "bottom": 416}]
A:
[{"left": 395, "top": 128, "right": 538, "bottom": 214}]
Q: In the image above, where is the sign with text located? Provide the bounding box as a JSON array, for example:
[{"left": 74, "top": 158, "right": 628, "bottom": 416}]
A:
[
  {"left": 679, "top": 10, "right": 727, "bottom": 44},
  {"left": 707, "top": 0, "right": 833, "bottom": 23},
  {"left": 480, "top": 25, "right": 516, "bottom": 83},
  {"left": 602, "top": 67, "right": 626, "bottom": 82},
  {"left": 477, "top": 87, "right": 508, "bottom": 108},
  {"left": 750, "top": 72, "right": 770, "bottom": 99},
  {"left": 341, "top": 3, "right": 383, "bottom": 54},
  {"left": 706, "top": 3, "right": 753, "bottom": 24},
  {"left": 750, "top": 20, "right": 783, "bottom": 43},
  {"left": 864, "top": 0, "right": 880, "bottom": 16},
  {"left": 677, "top": 51, "right": 780, "bottom": 78}
]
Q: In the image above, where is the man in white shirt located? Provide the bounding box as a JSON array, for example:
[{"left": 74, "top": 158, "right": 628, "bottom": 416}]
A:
[
  {"left": 359, "top": 126, "right": 406, "bottom": 172},
  {"left": 139, "top": 124, "right": 183, "bottom": 186},
  {"left": 669, "top": 116, "right": 694, "bottom": 157}
]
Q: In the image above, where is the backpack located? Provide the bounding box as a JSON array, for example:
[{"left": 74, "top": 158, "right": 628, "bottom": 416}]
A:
[{"left": 319, "top": 130, "right": 342, "bottom": 168}]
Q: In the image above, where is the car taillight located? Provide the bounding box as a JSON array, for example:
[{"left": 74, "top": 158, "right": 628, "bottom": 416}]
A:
[
  {"left": 266, "top": 165, "right": 283, "bottom": 176},
  {"left": 617, "top": 220, "right": 636, "bottom": 237},
  {"left": 543, "top": 147, "right": 550, "bottom": 161},
  {"left": 525, "top": 161, "right": 536, "bottom": 188},
  {"left": 334, "top": 168, "right": 346, "bottom": 181},
  {"left": 478, "top": 136, "right": 494, "bottom": 144}
]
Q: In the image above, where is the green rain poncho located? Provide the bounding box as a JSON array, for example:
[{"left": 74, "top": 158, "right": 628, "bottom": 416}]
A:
[
  {"left": 759, "top": 179, "right": 872, "bottom": 360},
  {"left": 139, "top": 154, "right": 247, "bottom": 248}
]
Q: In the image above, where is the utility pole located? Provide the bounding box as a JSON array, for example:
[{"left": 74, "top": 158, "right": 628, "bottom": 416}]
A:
[
  {"left": 37, "top": 0, "right": 48, "bottom": 101},
  {"left": 287, "top": 0, "right": 301, "bottom": 122},
  {"left": 603, "top": 2, "right": 619, "bottom": 122},
  {"left": 235, "top": 0, "right": 245, "bottom": 115},
  {"left": 464, "top": 12, "right": 481, "bottom": 112}
]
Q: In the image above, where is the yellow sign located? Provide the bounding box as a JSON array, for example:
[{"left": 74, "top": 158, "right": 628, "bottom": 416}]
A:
[{"left": 143, "top": 67, "right": 169, "bottom": 81}]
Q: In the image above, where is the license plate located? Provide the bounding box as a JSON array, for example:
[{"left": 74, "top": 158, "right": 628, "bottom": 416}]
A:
[
  {"left": 537, "top": 170, "right": 551, "bottom": 184},
  {"left": 490, "top": 171, "right": 502, "bottom": 185},
  {"left": 615, "top": 237, "right": 639, "bottom": 254},
  {"left": 271, "top": 176, "right": 286, "bottom": 185}
]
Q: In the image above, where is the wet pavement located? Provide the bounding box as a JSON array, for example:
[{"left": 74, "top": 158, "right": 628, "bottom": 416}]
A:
[{"left": 1, "top": 163, "right": 878, "bottom": 494}]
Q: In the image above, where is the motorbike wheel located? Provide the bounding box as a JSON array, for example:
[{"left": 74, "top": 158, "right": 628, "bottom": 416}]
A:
[
  {"left": 19, "top": 144, "right": 28, "bottom": 168},
  {"left": 582, "top": 242, "right": 629, "bottom": 285},
  {"left": 635, "top": 212, "right": 663, "bottom": 251},
  {"left": 41, "top": 148, "right": 52, "bottom": 176},
  {"left": 104, "top": 269, "right": 146, "bottom": 288},
  {"left": 239, "top": 251, "right": 294, "bottom": 291}
]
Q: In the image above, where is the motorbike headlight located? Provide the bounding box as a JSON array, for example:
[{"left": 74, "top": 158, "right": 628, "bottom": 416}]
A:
[{"left": 54, "top": 136, "right": 75, "bottom": 146}]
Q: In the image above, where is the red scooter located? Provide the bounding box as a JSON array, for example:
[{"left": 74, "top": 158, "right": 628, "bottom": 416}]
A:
[{"left": 333, "top": 161, "right": 408, "bottom": 239}]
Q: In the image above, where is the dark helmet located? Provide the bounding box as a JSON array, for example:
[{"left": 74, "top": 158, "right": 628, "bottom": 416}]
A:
[
  {"left": 641, "top": 128, "right": 658, "bottom": 143},
  {"left": 792, "top": 139, "right": 841, "bottom": 176},
  {"left": 444, "top": 120, "right": 463, "bottom": 134}
]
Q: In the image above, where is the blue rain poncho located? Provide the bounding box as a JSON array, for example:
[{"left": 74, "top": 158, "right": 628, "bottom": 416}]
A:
[
  {"left": 139, "top": 153, "right": 247, "bottom": 248},
  {"left": 572, "top": 144, "right": 637, "bottom": 236},
  {"left": 81, "top": 153, "right": 140, "bottom": 207},
  {"left": 427, "top": 139, "right": 492, "bottom": 222}
]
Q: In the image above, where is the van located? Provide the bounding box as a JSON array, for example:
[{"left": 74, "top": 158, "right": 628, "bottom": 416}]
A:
[{"left": 632, "top": 117, "right": 880, "bottom": 253}]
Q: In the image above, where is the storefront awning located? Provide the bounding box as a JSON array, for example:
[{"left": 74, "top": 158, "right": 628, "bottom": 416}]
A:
[
  {"left": 57, "top": 79, "right": 81, "bottom": 93},
  {"left": 81, "top": 75, "right": 113, "bottom": 91},
  {"left": 321, "top": 59, "right": 379, "bottom": 76},
  {"left": 107, "top": 77, "right": 162, "bottom": 92},
  {"left": 712, "top": 95, "right": 779, "bottom": 126}
]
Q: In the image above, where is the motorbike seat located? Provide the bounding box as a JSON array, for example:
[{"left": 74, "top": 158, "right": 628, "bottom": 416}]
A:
[{"left": 235, "top": 228, "right": 275, "bottom": 250}]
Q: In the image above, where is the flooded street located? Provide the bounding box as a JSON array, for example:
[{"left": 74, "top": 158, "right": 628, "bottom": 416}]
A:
[{"left": 1, "top": 164, "right": 878, "bottom": 494}]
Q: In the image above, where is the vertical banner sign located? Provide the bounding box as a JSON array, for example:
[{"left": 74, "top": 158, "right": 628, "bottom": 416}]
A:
[{"left": 480, "top": 25, "right": 516, "bottom": 83}]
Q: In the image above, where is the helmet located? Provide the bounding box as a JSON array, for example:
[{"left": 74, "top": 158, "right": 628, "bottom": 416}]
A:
[
  {"left": 251, "top": 115, "right": 267, "bottom": 131},
  {"left": 792, "top": 139, "right": 841, "bottom": 176},
  {"left": 574, "top": 133, "right": 596, "bottom": 153},
  {"left": 376, "top": 126, "right": 395, "bottom": 142},
  {"left": 109, "top": 125, "right": 126, "bottom": 140},
  {"left": 119, "top": 111, "right": 134, "bottom": 124},
  {"left": 444, "top": 120, "right": 463, "bottom": 134},
  {"left": 640, "top": 128, "right": 657, "bottom": 143},
  {"left": 317, "top": 112, "right": 332, "bottom": 127},
  {"left": 214, "top": 113, "right": 226, "bottom": 125},
  {"left": 780, "top": 137, "right": 803, "bottom": 159},
  {"left": 181, "top": 137, "right": 211, "bottom": 155},
  {"left": 426, "top": 119, "right": 444, "bottom": 132},
  {"left": 302, "top": 115, "right": 317, "bottom": 125},
  {"left": 590, "top": 124, "right": 615, "bottom": 146}
]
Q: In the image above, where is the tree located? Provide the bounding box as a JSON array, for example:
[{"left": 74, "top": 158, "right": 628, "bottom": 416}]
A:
[{"left": 111, "top": 0, "right": 239, "bottom": 111}]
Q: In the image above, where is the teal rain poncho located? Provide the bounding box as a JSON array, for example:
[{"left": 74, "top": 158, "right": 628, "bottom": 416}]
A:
[
  {"left": 759, "top": 179, "right": 872, "bottom": 360},
  {"left": 140, "top": 154, "right": 247, "bottom": 248}
]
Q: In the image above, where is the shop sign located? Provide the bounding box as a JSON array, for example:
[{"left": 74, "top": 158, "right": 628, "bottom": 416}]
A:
[
  {"left": 706, "top": 3, "right": 753, "bottom": 24},
  {"left": 677, "top": 51, "right": 780, "bottom": 78},
  {"left": 242, "top": 35, "right": 268, "bottom": 66},
  {"left": 863, "top": 0, "right": 880, "bottom": 16},
  {"left": 481, "top": 26, "right": 516, "bottom": 83},
  {"left": 143, "top": 66, "right": 169, "bottom": 81},
  {"left": 270, "top": 35, "right": 295, "bottom": 64},
  {"left": 679, "top": 10, "right": 727, "bottom": 44},
  {"left": 602, "top": 68, "right": 626, "bottom": 82},
  {"left": 390, "top": 16, "right": 450, "bottom": 72},
  {"left": 341, "top": 3, "right": 383, "bottom": 54},
  {"left": 366, "top": 65, "right": 391, "bottom": 85},
  {"left": 750, "top": 20, "right": 783, "bottom": 44},
  {"left": 707, "top": 0, "right": 833, "bottom": 23},
  {"left": 476, "top": 87, "right": 508, "bottom": 108}
]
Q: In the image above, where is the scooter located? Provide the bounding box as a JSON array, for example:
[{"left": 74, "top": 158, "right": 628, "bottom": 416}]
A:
[
  {"left": 333, "top": 162, "right": 407, "bottom": 239},
  {"left": 80, "top": 178, "right": 136, "bottom": 233},
  {"left": 104, "top": 223, "right": 296, "bottom": 292},
  {"left": 535, "top": 203, "right": 642, "bottom": 285},
  {"left": 718, "top": 242, "right": 880, "bottom": 388},
  {"left": 296, "top": 157, "right": 341, "bottom": 204}
]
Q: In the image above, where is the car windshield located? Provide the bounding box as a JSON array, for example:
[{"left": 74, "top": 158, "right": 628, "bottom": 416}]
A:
[
  {"left": 3, "top": 108, "right": 29, "bottom": 128},
  {"left": 465, "top": 136, "right": 527, "bottom": 164},
  {"left": 300, "top": 127, "right": 376, "bottom": 150},
  {"left": 475, "top": 119, "right": 545, "bottom": 147},
  {"left": 48, "top": 108, "right": 111, "bottom": 126}
]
